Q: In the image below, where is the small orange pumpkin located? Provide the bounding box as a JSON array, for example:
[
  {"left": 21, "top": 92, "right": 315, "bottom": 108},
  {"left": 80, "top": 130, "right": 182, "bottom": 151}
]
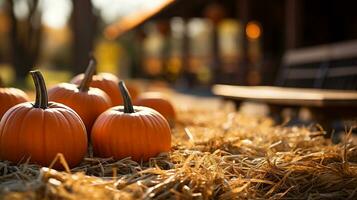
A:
[
  {"left": 48, "top": 58, "right": 112, "bottom": 132},
  {"left": 91, "top": 81, "right": 171, "bottom": 161},
  {"left": 0, "top": 70, "right": 87, "bottom": 168},
  {"left": 0, "top": 77, "right": 29, "bottom": 119},
  {"left": 71, "top": 69, "right": 139, "bottom": 105},
  {"left": 134, "top": 92, "right": 176, "bottom": 127}
]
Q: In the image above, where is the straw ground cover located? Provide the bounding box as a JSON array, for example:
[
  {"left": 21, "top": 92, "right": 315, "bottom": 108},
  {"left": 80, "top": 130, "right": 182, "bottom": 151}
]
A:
[{"left": 1, "top": 97, "right": 357, "bottom": 200}]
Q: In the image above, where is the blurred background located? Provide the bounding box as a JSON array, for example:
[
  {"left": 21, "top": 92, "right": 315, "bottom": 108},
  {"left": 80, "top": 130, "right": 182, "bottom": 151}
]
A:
[{"left": 0, "top": 0, "right": 356, "bottom": 92}]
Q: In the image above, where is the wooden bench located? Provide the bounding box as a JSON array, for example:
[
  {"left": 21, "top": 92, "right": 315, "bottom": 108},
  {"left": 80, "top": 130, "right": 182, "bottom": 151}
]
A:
[
  {"left": 276, "top": 40, "right": 357, "bottom": 90},
  {"left": 213, "top": 40, "right": 357, "bottom": 131}
]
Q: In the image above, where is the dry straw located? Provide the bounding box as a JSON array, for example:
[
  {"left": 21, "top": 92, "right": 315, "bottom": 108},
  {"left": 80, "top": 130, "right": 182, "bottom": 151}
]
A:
[{"left": 1, "top": 101, "right": 357, "bottom": 199}]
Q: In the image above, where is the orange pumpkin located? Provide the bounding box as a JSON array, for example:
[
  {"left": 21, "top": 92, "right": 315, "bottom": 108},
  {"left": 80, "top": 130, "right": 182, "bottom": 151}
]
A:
[
  {"left": 71, "top": 70, "right": 139, "bottom": 105},
  {"left": 0, "top": 77, "right": 29, "bottom": 119},
  {"left": 0, "top": 71, "right": 87, "bottom": 168},
  {"left": 134, "top": 92, "right": 176, "bottom": 127},
  {"left": 48, "top": 58, "right": 112, "bottom": 132},
  {"left": 91, "top": 81, "right": 171, "bottom": 161},
  {"left": 123, "top": 82, "right": 139, "bottom": 101}
]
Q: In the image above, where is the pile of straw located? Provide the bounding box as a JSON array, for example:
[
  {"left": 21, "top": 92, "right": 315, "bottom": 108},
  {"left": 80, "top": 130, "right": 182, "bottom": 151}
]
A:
[{"left": 1, "top": 99, "right": 357, "bottom": 199}]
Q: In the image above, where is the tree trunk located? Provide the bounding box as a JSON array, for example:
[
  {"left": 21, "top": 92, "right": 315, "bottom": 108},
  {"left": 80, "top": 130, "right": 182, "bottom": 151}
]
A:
[
  {"left": 7, "top": 0, "right": 42, "bottom": 83},
  {"left": 71, "top": 0, "right": 96, "bottom": 74}
]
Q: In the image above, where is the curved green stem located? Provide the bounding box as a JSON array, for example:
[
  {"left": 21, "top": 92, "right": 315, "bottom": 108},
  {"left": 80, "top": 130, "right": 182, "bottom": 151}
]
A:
[
  {"left": 79, "top": 57, "right": 97, "bottom": 92},
  {"left": 118, "top": 81, "right": 134, "bottom": 113},
  {"left": 30, "top": 70, "right": 48, "bottom": 109}
]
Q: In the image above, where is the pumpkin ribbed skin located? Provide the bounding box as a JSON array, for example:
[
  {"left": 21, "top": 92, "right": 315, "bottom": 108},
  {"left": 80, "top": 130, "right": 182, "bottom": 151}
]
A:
[
  {"left": 71, "top": 73, "right": 139, "bottom": 105},
  {"left": 135, "top": 92, "right": 176, "bottom": 127},
  {"left": 48, "top": 83, "right": 111, "bottom": 132},
  {"left": 0, "top": 102, "right": 88, "bottom": 167},
  {"left": 91, "top": 106, "right": 171, "bottom": 161},
  {"left": 0, "top": 71, "right": 87, "bottom": 169},
  {"left": 91, "top": 82, "right": 171, "bottom": 161},
  {"left": 0, "top": 88, "right": 29, "bottom": 119}
]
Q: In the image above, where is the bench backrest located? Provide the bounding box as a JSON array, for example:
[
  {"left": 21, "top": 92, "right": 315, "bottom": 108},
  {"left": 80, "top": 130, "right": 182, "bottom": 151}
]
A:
[{"left": 276, "top": 40, "right": 357, "bottom": 90}]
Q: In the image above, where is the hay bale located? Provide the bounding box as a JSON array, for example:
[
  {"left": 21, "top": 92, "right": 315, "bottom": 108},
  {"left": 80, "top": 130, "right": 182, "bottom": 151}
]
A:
[{"left": 1, "top": 100, "right": 357, "bottom": 199}]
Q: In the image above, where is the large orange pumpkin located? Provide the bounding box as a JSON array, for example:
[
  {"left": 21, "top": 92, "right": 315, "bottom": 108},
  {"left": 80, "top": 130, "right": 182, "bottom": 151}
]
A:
[
  {"left": 91, "top": 81, "right": 171, "bottom": 161},
  {"left": 48, "top": 58, "right": 112, "bottom": 132},
  {"left": 0, "top": 77, "right": 29, "bottom": 119},
  {"left": 134, "top": 92, "right": 176, "bottom": 127},
  {"left": 0, "top": 71, "right": 87, "bottom": 168},
  {"left": 71, "top": 69, "right": 139, "bottom": 105}
]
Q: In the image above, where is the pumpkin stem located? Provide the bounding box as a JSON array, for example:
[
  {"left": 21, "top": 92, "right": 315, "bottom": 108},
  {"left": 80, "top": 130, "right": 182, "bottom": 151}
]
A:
[
  {"left": 119, "top": 81, "right": 134, "bottom": 113},
  {"left": 79, "top": 57, "right": 96, "bottom": 92},
  {"left": 30, "top": 70, "right": 48, "bottom": 109},
  {"left": 88, "top": 52, "right": 97, "bottom": 74},
  {"left": 0, "top": 76, "right": 3, "bottom": 87}
]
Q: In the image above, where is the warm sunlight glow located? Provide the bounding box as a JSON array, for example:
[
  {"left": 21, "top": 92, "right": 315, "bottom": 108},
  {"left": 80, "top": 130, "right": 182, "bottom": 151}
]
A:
[{"left": 41, "top": 0, "right": 72, "bottom": 29}]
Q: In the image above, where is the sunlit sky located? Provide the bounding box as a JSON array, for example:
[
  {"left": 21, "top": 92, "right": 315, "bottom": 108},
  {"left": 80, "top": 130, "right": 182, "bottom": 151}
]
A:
[
  {"left": 9, "top": 0, "right": 170, "bottom": 29},
  {"left": 41, "top": 0, "right": 72, "bottom": 29}
]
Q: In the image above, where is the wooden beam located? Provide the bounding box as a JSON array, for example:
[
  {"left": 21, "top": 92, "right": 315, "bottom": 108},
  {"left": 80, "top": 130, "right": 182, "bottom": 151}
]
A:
[{"left": 104, "top": 0, "right": 174, "bottom": 39}]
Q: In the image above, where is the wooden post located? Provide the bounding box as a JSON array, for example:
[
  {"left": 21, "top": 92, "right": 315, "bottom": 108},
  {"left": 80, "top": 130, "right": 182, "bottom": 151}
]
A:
[
  {"left": 237, "top": 0, "right": 250, "bottom": 85},
  {"left": 181, "top": 18, "right": 194, "bottom": 87},
  {"left": 285, "top": 0, "right": 301, "bottom": 49},
  {"left": 237, "top": 0, "right": 249, "bottom": 52}
]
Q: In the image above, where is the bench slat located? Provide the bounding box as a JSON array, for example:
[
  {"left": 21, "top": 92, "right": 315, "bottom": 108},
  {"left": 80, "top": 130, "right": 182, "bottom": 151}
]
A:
[{"left": 212, "top": 84, "right": 357, "bottom": 107}]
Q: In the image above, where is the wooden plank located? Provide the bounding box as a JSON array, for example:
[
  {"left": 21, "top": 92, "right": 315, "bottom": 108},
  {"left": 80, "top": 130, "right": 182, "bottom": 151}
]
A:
[
  {"left": 212, "top": 84, "right": 357, "bottom": 107},
  {"left": 283, "top": 40, "right": 357, "bottom": 66}
]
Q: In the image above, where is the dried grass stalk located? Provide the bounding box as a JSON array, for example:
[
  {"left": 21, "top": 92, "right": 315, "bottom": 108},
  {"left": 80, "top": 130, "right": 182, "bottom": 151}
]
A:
[{"left": 1, "top": 100, "right": 357, "bottom": 199}]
